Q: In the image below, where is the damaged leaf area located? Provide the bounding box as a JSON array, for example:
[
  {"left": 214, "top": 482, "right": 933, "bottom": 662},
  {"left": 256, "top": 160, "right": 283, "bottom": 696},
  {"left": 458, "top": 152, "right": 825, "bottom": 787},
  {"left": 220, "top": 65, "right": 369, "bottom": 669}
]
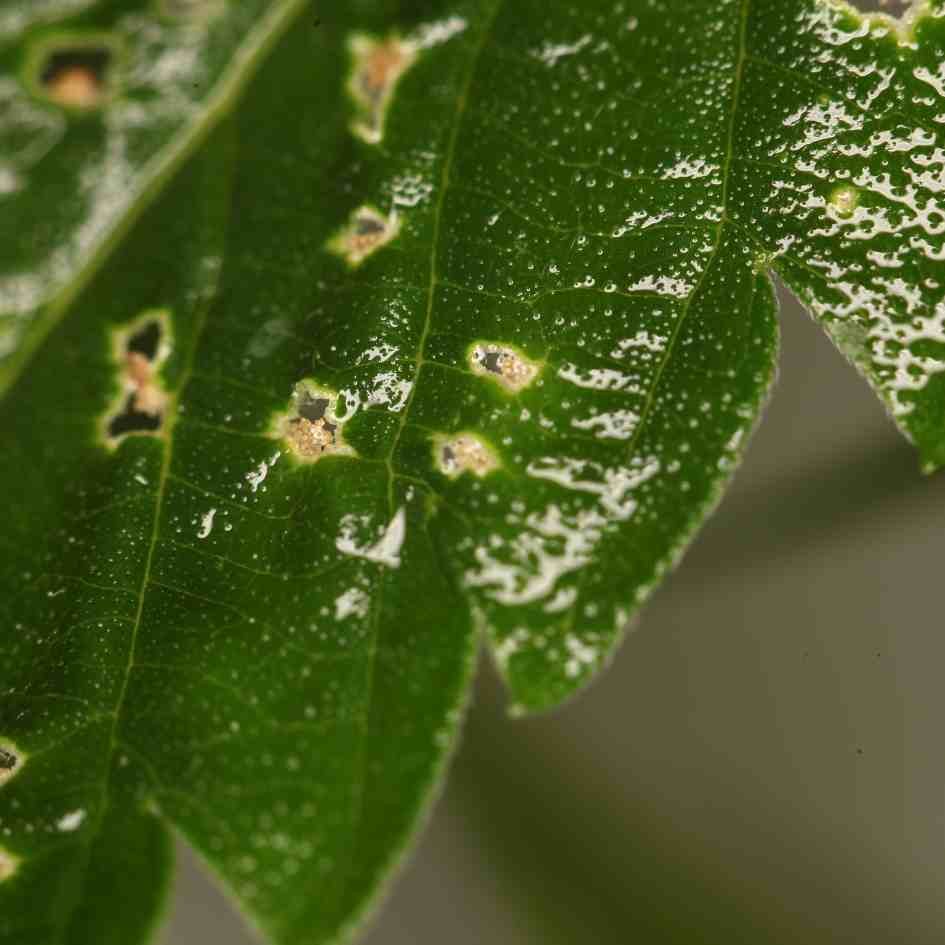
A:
[
  {"left": 326, "top": 206, "right": 401, "bottom": 267},
  {"left": 0, "top": 0, "right": 308, "bottom": 390},
  {"left": 435, "top": 432, "right": 500, "bottom": 478},
  {"left": 2, "top": 2, "right": 945, "bottom": 945},
  {"left": 347, "top": 33, "right": 418, "bottom": 144},
  {"left": 103, "top": 310, "right": 170, "bottom": 442},
  {"left": 468, "top": 341, "right": 542, "bottom": 392},
  {"left": 274, "top": 381, "right": 355, "bottom": 461},
  {"left": 27, "top": 33, "right": 120, "bottom": 110}
]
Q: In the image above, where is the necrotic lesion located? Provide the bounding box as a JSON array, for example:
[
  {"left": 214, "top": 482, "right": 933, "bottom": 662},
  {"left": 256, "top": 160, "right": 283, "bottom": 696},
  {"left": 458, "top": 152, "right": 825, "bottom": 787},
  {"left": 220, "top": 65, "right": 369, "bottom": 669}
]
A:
[
  {"left": 105, "top": 314, "right": 170, "bottom": 442},
  {"left": 39, "top": 44, "right": 113, "bottom": 108}
]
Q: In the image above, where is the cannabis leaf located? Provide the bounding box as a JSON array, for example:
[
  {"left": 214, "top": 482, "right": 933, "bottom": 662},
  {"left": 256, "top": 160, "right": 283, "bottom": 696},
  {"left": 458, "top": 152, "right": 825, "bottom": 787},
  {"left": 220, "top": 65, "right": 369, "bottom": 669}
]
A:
[{"left": 1, "top": 1, "right": 943, "bottom": 944}]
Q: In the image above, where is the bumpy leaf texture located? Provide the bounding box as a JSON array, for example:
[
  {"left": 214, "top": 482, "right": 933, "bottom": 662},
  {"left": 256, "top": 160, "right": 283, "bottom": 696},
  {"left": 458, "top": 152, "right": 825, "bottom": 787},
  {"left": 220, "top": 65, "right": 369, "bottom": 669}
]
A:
[{"left": 1, "top": 1, "right": 943, "bottom": 943}]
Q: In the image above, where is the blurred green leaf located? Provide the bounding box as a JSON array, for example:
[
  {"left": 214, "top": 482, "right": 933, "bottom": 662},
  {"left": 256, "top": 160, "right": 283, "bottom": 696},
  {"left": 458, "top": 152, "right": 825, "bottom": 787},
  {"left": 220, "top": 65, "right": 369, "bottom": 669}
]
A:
[{"left": 1, "top": 1, "right": 945, "bottom": 944}]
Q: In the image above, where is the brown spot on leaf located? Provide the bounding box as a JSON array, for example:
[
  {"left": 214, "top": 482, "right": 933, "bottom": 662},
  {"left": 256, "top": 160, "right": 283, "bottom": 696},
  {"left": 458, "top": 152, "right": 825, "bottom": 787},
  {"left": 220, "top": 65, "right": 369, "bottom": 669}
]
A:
[
  {"left": 436, "top": 433, "right": 499, "bottom": 478},
  {"left": 348, "top": 34, "right": 417, "bottom": 144},
  {"left": 469, "top": 342, "right": 540, "bottom": 393},
  {"left": 276, "top": 382, "right": 355, "bottom": 462},
  {"left": 327, "top": 206, "right": 400, "bottom": 267},
  {"left": 38, "top": 44, "right": 113, "bottom": 109}
]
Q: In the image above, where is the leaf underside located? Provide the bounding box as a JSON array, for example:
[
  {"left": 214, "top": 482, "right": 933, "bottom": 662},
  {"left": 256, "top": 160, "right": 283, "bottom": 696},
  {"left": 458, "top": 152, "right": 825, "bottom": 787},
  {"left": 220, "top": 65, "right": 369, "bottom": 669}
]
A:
[{"left": 1, "top": 1, "right": 944, "bottom": 944}]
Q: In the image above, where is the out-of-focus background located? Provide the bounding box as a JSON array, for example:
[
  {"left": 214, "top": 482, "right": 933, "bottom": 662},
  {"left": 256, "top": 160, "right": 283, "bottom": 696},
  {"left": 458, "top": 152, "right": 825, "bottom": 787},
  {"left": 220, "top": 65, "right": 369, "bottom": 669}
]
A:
[{"left": 160, "top": 286, "right": 945, "bottom": 943}]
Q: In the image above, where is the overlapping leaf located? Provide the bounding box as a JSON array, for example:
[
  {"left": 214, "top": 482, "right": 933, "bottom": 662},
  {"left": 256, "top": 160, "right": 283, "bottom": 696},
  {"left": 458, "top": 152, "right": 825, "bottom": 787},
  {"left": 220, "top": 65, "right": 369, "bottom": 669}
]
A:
[{"left": 1, "top": 1, "right": 944, "bottom": 944}]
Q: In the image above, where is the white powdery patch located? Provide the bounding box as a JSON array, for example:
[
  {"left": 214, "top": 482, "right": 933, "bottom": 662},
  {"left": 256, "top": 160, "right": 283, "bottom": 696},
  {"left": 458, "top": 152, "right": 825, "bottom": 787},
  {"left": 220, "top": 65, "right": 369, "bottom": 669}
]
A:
[
  {"left": 869, "top": 298, "right": 945, "bottom": 416},
  {"left": 411, "top": 15, "right": 467, "bottom": 49},
  {"left": 336, "top": 508, "right": 406, "bottom": 569},
  {"left": 564, "top": 633, "right": 599, "bottom": 679},
  {"left": 56, "top": 809, "right": 86, "bottom": 832},
  {"left": 915, "top": 61, "right": 945, "bottom": 98},
  {"left": 571, "top": 409, "right": 640, "bottom": 440},
  {"left": 357, "top": 343, "right": 398, "bottom": 365},
  {"left": 334, "top": 587, "right": 370, "bottom": 621},
  {"left": 661, "top": 156, "right": 717, "bottom": 180},
  {"left": 531, "top": 34, "right": 592, "bottom": 67},
  {"left": 626, "top": 274, "right": 693, "bottom": 298},
  {"left": 493, "top": 626, "right": 531, "bottom": 670},
  {"left": 197, "top": 507, "right": 216, "bottom": 539},
  {"left": 244, "top": 451, "right": 280, "bottom": 493},
  {"left": 525, "top": 455, "right": 661, "bottom": 520},
  {"left": 366, "top": 373, "right": 413, "bottom": 412},
  {"left": 610, "top": 331, "right": 668, "bottom": 357},
  {"left": 390, "top": 172, "right": 434, "bottom": 208},
  {"left": 558, "top": 362, "right": 639, "bottom": 392},
  {"left": 466, "top": 505, "right": 605, "bottom": 607}
]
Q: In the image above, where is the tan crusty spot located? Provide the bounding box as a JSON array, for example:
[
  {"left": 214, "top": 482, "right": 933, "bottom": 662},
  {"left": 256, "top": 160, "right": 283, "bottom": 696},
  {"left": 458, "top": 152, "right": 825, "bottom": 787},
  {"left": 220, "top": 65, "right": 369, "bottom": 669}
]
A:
[
  {"left": 348, "top": 33, "right": 417, "bottom": 144},
  {"left": 275, "top": 381, "right": 356, "bottom": 463},
  {"left": 327, "top": 206, "right": 400, "bottom": 267},
  {"left": 436, "top": 433, "right": 499, "bottom": 478},
  {"left": 46, "top": 66, "right": 102, "bottom": 108},
  {"left": 469, "top": 342, "right": 541, "bottom": 393}
]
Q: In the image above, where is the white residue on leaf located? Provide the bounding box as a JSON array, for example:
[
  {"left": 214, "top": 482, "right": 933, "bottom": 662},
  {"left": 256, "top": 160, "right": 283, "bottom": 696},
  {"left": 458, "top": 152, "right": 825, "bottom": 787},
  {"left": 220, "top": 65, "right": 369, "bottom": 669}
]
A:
[
  {"left": 626, "top": 274, "right": 693, "bottom": 298},
  {"left": 336, "top": 507, "right": 406, "bottom": 569},
  {"left": 245, "top": 452, "right": 280, "bottom": 493},
  {"left": 358, "top": 343, "right": 398, "bottom": 365},
  {"left": 466, "top": 505, "right": 603, "bottom": 606},
  {"left": 610, "top": 331, "right": 668, "bottom": 357},
  {"left": 544, "top": 586, "right": 578, "bottom": 614},
  {"left": 571, "top": 409, "right": 640, "bottom": 440},
  {"left": 564, "top": 634, "right": 599, "bottom": 679},
  {"left": 367, "top": 373, "right": 413, "bottom": 412},
  {"left": 391, "top": 172, "right": 434, "bottom": 208},
  {"left": 493, "top": 627, "right": 531, "bottom": 670},
  {"left": 411, "top": 15, "right": 467, "bottom": 49},
  {"left": 197, "top": 507, "right": 217, "bottom": 539},
  {"left": 531, "top": 34, "right": 592, "bottom": 67},
  {"left": 558, "top": 362, "right": 639, "bottom": 392},
  {"left": 56, "top": 809, "right": 86, "bottom": 832},
  {"left": 526, "top": 456, "right": 660, "bottom": 520},
  {"left": 334, "top": 587, "right": 370, "bottom": 620}
]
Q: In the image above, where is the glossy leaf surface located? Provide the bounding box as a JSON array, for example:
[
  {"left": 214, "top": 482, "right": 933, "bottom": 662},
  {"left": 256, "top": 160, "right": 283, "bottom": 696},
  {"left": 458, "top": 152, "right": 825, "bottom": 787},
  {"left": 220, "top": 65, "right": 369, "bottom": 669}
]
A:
[
  {"left": 1, "top": 1, "right": 944, "bottom": 944},
  {"left": 0, "top": 0, "right": 305, "bottom": 386}
]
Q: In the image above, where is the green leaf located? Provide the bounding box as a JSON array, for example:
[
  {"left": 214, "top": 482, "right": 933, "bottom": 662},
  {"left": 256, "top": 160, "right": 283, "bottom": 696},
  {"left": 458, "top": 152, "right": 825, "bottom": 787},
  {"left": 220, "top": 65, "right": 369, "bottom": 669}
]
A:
[
  {"left": 1, "top": 1, "right": 944, "bottom": 944},
  {"left": 0, "top": 0, "right": 307, "bottom": 390}
]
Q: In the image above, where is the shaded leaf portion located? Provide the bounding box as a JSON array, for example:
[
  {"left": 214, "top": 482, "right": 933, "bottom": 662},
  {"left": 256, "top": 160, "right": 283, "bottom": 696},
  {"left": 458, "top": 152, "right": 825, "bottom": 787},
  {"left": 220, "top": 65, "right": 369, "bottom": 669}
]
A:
[
  {"left": 2, "top": 1, "right": 945, "bottom": 945},
  {"left": 0, "top": 0, "right": 306, "bottom": 388}
]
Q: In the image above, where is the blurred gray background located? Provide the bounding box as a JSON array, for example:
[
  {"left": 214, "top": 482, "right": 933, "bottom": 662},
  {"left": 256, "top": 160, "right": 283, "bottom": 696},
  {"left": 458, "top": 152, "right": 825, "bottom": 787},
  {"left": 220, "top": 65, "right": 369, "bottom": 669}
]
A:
[{"left": 160, "top": 288, "right": 945, "bottom": 943}]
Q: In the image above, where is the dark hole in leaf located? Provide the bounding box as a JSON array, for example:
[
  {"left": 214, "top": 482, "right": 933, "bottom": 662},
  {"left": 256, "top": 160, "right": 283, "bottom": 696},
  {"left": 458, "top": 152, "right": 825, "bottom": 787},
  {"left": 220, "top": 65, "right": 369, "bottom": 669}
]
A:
[
  {"left": 107, "top": 398, "right": 162, "bottom": 437},
  {"left": 481, "top": 351, "right": 503, "bottom": 373},
  {"left": 107, "top": 318, "right": 166, "bottom": 439},
  {"left": 442, "top": 445, "right": 456, "bottom": 465},
  {"left": 294, "top": 395, "right": 338, "bottom": 436},
  {"left": 41, "top": 48, "right": 110, "bottom": 85},
  {"left": 355, "top": 215, "right": 386, "bottom": 237},
  {"left": 0, "top": 749, "right": 17, "bottom": 771},
  {"left": 126, "top": 320, "right": 161, "bottom": 361}
]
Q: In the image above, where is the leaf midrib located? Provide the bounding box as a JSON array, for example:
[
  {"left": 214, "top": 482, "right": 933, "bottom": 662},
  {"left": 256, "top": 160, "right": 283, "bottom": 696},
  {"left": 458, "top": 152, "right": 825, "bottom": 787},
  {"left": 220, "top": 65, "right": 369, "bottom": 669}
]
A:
[{"left": 336, "top": 0, "right": 508, "bottom": 923}]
